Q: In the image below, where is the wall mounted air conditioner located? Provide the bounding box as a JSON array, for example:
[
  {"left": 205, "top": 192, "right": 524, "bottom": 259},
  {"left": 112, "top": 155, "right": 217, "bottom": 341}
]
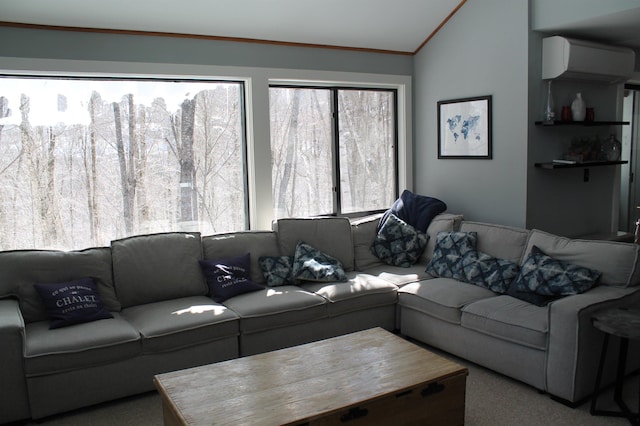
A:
[{"left": 542, "top": 36, "right": 636, "bottom": 84}]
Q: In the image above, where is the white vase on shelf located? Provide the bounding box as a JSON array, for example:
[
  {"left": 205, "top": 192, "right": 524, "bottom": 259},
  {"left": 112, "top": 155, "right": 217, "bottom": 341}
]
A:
[{"left": 571, "top": 92, "right": 586, "bottom": 121}]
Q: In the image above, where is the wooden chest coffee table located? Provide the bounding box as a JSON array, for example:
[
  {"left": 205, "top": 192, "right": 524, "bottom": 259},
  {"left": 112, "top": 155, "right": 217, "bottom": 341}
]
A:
[{"left": 154, "top": 327, "right": 467, "bottom": 425}]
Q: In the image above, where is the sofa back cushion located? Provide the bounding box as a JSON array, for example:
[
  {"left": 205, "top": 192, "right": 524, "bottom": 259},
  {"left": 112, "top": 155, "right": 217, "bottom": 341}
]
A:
[
  {"left": 275, "top": 217, "right": 355, "bottom": 272},
  {"left": 459, "top": 221, "right": 529, "bottom": 264},
  {"left": 202, "top": 231, "right": 279, "bottom": 284},
  {"left": 0, "top": 247, "right": 119, "bottom": 324},
  {"left": 524, "top": 229, "right": 640, "bottom": 287},
  {"left": 353, "top": 213, "right": 464, "bottom": 270},
  {"left": 111, "top": 232, "right": 206, "bottom": 308},
  {"left": 420, "top": 213, "right": 464, "bottom": 264},
  {"left": 351, "top": 213, "right": 385, "bottom": 271}
]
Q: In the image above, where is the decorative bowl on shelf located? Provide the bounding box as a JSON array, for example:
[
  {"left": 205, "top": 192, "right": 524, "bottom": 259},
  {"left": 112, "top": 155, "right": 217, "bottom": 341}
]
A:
[{"left": 601, "top": 134, "right": 621, "bottom": 161}]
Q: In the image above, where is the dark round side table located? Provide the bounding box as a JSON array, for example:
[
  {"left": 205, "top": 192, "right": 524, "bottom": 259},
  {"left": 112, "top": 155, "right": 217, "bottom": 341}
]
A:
[{"left": 590, "top": 307, "right": 640, "bottom": 425}]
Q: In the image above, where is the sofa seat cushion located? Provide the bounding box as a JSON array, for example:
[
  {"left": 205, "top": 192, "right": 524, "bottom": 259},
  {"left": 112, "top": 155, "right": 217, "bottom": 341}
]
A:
[
  {"left": 362, "top": 264, "right": 432, "bottom": 287},
  {"left": 222, "top": 286, "right": 327, "bottom": 333},
  {"left": 121, "top": 296, "right": 239, "bottom": 353},
  {"left": 461, "top": 295, "right": 548, "bottom": 350},
  {"left": 299, "top": 272, "right": 397, "bottom": 316},
  {"left": 398, "top": 278, "right": 496, "bottom": 324},
  {"left": 24, "top": 312, "right": 140, "bottom": 376}
]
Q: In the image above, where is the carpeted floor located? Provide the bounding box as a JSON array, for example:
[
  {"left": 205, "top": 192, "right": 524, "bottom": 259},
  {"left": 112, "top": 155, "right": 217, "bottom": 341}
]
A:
[{"left": 24, "top": 347, "right": 637, "bottom": 425}]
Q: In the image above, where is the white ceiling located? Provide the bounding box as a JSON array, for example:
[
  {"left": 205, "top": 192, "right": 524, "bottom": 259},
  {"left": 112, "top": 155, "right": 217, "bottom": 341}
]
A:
[
  {"left": 0, "top": 0, "right": 464, "bottom": 54},
  {"left": 535, "top": 7, "right": 640, "bottom": 49},
  {"left": 1, "top": 0, "right": 639, "bottom": 53}
]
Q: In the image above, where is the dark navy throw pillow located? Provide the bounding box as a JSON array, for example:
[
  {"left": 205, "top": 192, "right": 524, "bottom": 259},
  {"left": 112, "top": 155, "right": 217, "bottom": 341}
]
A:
[
  {"left": 199, "top": 253, "right": 264, "bottom": 302},
  {"left": 33, "top": 277, "right": 113, "bottom": 329},
  {"left": 379, "top": 190, "right": 446, "bottom": 233},
  {"left": 506, "top": 282, "right": 558, "bottom": 307}
]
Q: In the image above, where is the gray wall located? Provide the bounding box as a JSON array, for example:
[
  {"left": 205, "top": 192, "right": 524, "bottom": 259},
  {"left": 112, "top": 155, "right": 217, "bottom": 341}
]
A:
[
  {"left": 532, "top": 0, "right": 640, "bottom": 30},
  {"left": 414, "top": 0, "right": 629, "bottom": 236},
  {"left": 0, "top": 26, "right": 412, "bottom": 75},
  {"left": 526, "top": 71, "right": 624, "bottom": 237},
  {"left": 527, "top": 0, "right": 631, "bottom": 237},
  {"left": 412, "top": 0, "right": 530, "bottom": 228}
]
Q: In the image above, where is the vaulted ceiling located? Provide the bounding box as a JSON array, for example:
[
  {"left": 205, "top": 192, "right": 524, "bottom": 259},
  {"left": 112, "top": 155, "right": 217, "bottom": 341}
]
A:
[
  {"left": 1, "top": 0, "right": 639, "bottom": 55},
  {"left": 0, "top": 0, "right": 465, "bottom": 54}
]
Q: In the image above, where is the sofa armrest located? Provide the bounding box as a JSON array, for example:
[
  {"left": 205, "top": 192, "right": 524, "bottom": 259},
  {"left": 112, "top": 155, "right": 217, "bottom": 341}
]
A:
[
  {"left": 0, "top": 298, "right": 30, "bottom": 423},
  {"left": 546, "top": 285, "right": 640, "bottom": 403}
]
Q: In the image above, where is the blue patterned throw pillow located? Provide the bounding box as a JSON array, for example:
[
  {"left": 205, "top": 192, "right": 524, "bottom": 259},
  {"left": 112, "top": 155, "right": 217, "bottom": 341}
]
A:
[
  {"left": 508, "top": 245, "right": 601, "bottom": 306},
  {"left": 370, "top": 213, "right": 429, "bottom": 267},
  {"left": 426, "top": 231, "right": 477, "bottom": 279},
  {"left": 460, "top": 251, "right": 520, "bottom": 293},
  {"left": 33, "top": 277, "right": 113, "bottom": 329},
  {"left": 292, "top": 241, "right": 348, "bottom": 283},
  {"left": 199, "top": 253, "right": 264, "bottom": 302},
  {"left": 258, "top": 256, "right": 294, "bottom": 287}
]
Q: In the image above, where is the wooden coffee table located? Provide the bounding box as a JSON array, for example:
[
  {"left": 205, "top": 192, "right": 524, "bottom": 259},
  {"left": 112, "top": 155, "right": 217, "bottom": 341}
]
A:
[{"left": 154, "top": 327, "right": 467, "bottom": 425}]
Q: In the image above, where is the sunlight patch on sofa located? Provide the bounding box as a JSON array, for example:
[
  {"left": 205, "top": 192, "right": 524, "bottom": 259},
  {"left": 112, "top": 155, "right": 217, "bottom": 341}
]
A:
[
  {"left": 266, "top": 288, "right": 284, "bottom": 297},
  {"left": 172, "top": 305, "right": 227, "bottom": 315}
]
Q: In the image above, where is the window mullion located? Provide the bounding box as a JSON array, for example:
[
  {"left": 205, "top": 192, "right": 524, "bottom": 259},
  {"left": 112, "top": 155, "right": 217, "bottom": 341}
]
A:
[{"left": 332, "top": 88, "right": 341, "bottom": 215}]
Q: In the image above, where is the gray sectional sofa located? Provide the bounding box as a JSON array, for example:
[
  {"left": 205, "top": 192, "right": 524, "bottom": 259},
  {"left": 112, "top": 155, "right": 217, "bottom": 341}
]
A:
[{"left": 1, "top": 213, "right": 639, "bottom": 423}]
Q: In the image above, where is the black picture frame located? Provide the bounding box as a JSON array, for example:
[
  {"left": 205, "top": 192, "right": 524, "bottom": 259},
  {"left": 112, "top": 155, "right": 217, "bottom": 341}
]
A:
[{"left": 437, "top": 95, "right": 492, "bottom": 159}]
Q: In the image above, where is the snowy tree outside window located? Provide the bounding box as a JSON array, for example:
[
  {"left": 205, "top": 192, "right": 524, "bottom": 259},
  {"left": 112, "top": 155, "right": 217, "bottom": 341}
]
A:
[
  {"left": 0, "top": 77, "right": 247, "bottom": 250},
  {"left": 269, "top": 86, "right": 397, "bottom": 218}
]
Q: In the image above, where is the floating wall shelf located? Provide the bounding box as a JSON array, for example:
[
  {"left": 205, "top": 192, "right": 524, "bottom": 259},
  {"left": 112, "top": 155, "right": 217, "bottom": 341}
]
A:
[
  {"left": 534, "top": 160, "right": 627, "bottom": 169},
  {"left": 534, "top": 120, "right": 630, "bottom": 126}
]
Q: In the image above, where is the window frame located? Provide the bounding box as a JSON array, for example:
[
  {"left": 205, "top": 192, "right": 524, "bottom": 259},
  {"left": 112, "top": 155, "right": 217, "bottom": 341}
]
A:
[
  {"left": 0, "top": 57, "right": 413, "bottom": 232},
  {"left": 269, "top": 84, "right": 399, "bottom": 218},
  {"left": 0, "top": 74, "right": 251, "bottom": 247}
]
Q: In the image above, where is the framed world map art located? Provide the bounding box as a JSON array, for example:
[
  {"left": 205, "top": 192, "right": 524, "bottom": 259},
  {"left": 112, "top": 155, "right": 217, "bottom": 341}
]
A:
[{"left": 437, "top": 95, "right": 492, "bottom": 159}]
